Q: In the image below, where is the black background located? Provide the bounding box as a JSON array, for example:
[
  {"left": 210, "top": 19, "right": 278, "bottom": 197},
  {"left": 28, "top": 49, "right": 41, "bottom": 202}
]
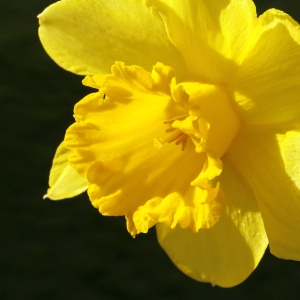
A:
[{"left": 1, "top": 0, "right": 300, "bottom": 299}]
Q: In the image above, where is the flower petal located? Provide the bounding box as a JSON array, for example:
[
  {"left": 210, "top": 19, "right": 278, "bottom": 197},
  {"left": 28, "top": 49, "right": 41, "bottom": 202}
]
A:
[
  {"left": 227, "top": 124, "right": 300, "bottom": 260},
  {"left": 146, "top": 0, "right": 257, "bottom": 82},
  {"left": 44, "top": 142, "right": 88, "bottom": 200},
  {"left": 38, "top": 0, "right": 186, "bottom": 77},
  {"left": 88, "top": 143, "right": 224, "bottom": 236},
  {"left": 64, "top": 62, "right": 225, "bottom": 236},
  {"left": 64, "top": 62, "right": 181, "bottom": 177},
  {"left": 156, "top": 160, "right": 268, "bottom": 287},
  {"left": 231, "top": 9, "right": 300, "bottom": 125}
]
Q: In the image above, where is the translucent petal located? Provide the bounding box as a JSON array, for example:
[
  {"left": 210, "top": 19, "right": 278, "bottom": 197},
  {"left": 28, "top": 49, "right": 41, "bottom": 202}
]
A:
[
  {"left": 38, "top": 0, "right": 186, "bottom": 77},
  {"left": 231, "top": 9, "right": 300, "bottom": 125},
  {"left": 227, "top": 124, "right": 300, "bottom": 260},
  {"left": 156, "top": 160, "right": 268, "bottom": 287},
  {"left": 44, "top": 142, "right": 88, "bottom": 200},
  {"left": 146, "top": 0, "right": 257, "bottom": 82}
]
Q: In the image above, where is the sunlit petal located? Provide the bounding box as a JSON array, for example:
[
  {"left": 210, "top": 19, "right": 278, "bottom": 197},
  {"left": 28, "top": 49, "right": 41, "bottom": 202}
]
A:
[
  {"left": 38, "top": 0, "right": 186, "bottom": 77},
  {"left": 157, "top": 160, "right": 268, "bottom": 287},
  {"left": 232, "top": 9, "right": 300, "bottom": 125},
  {"left": 44, "top": 142, "right": 88, "bottom": 200},
  {"left": 227, "top": 125, "right": 300, "bottom": 260},
  {"left": 146, "top": 0, "right": 257, "bottom": 82}
]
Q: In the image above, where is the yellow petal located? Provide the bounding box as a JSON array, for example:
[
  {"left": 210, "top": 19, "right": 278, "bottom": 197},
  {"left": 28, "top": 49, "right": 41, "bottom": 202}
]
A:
[
  {"left": 64, "top": 62, "right": 181, "bottom": 177},
  {"left": 227, "top": 125, "right": 300, "bottom": 260},
  {"left": 156, "top": 160, "right": 268, "bottom": 287},
  {"left": 44, "top": 142, "right": 88, "bottom": 200},
  {"left": 88, "top": 145, "right": 224, "bottom": 236},
  {"left": 64, "top": 62, "right": 225, "bottom": 236},
  {"left": 133, "top": 182, "right": 225, "bottom": 233},
  {"left": 232, "top": 9, "right": 300, "bottom": 125},
  {"left": 146, "top": 0, "right": 257, "bottom": 82},
  {"left": 38, "top": 0, "right": 186, "bottom": 77}
]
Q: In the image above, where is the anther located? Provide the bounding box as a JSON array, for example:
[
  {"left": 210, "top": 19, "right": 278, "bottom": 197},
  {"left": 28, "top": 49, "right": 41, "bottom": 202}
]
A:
[
  {"left": 175, "top": 134, "right": 189, "bottom": 151},
  {"left": 163, "top": 114, "right": 189, "bottom": 124},
  {"left": 165, "top": 127, "right": 175, "bottom": 133},
  {"left": 155, "top": 115, "right": 190, "bottom": 151},
  {"left": 168, "top": 132, "right": 184, "bottom": 143},
  {"left": 181, "top": 137, "right": 188, "bottom": 151}
]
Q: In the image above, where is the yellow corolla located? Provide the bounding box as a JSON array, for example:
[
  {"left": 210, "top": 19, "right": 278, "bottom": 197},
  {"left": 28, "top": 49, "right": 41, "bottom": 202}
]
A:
[{"left": 39, "top": 0, "right": 300, "bottom": 287}]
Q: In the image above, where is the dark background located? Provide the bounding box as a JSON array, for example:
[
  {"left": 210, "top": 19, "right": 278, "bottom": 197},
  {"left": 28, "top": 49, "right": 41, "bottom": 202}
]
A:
[{"left": 1, "top": 0, "right": 300, "bottom": 299}]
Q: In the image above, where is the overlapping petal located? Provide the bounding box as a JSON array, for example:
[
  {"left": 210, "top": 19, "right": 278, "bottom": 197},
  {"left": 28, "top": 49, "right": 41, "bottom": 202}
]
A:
[
  {"left": 44, "top": 142, "right": 88, "bottom": 200},
  {"left": 146, "top": 0, "right": 257, "bottom": 82},
  {"left": 38, "top": 0, "right": 186, "bottom": 77},
  {"left": 231, "top": 9, "right": 300, "bottom": 125},
  {"left": 157, "top": 160, "right": 268, "bottom": 287},
  {"left": 227, "top": 124, "right": 300, "bottom": 260}
]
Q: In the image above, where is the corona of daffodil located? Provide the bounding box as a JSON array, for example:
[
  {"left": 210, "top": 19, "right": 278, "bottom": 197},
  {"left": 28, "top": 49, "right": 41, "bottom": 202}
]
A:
[{"left": 39, "top": 0, "right": 300, "bottom": 287}]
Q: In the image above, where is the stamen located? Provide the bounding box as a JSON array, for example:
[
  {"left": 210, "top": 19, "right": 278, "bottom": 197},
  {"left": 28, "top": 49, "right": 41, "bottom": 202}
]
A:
[
  {"left": 181, "top": 136, "right": 188, "bottom": 151},
  {"left": 175, "top": 134, "right": 188, "bottom": 145},
  {"left": 165, "top": 127, "right": 175, "bottom": 133},
  {"left": 175, "top": 134, "right": 189, "bottom": 151},
  {"left": 163, "top": 114, "right": 189, "bottom": 124},
  {"left": 168, "top": 132, "right": 184, "bottom": 143},
  {"left": 155, "top": 115, "right": 190, "bottom": 151}
]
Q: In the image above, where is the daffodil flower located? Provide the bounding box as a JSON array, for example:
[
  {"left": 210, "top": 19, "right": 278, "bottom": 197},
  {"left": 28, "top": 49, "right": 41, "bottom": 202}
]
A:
[{"left": 39, "top": 0, "right": 300, "bottom": 287}]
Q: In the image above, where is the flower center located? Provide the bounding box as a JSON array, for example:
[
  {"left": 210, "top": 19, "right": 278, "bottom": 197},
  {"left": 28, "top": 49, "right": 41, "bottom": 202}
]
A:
[
  {"left": 155, "top": 81, "right": 241, "bottom": 199},
  {"left": 154, "top": 115, "right": 189, "bottom": 150},
  {"left": 156, "top": 81, "right": 241, "bottom": 158}
]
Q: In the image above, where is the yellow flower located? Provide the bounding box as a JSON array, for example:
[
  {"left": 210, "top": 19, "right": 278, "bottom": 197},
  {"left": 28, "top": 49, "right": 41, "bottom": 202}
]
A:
[{"left": 39, "top": 0, "right": 300, "bottom": 287}]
